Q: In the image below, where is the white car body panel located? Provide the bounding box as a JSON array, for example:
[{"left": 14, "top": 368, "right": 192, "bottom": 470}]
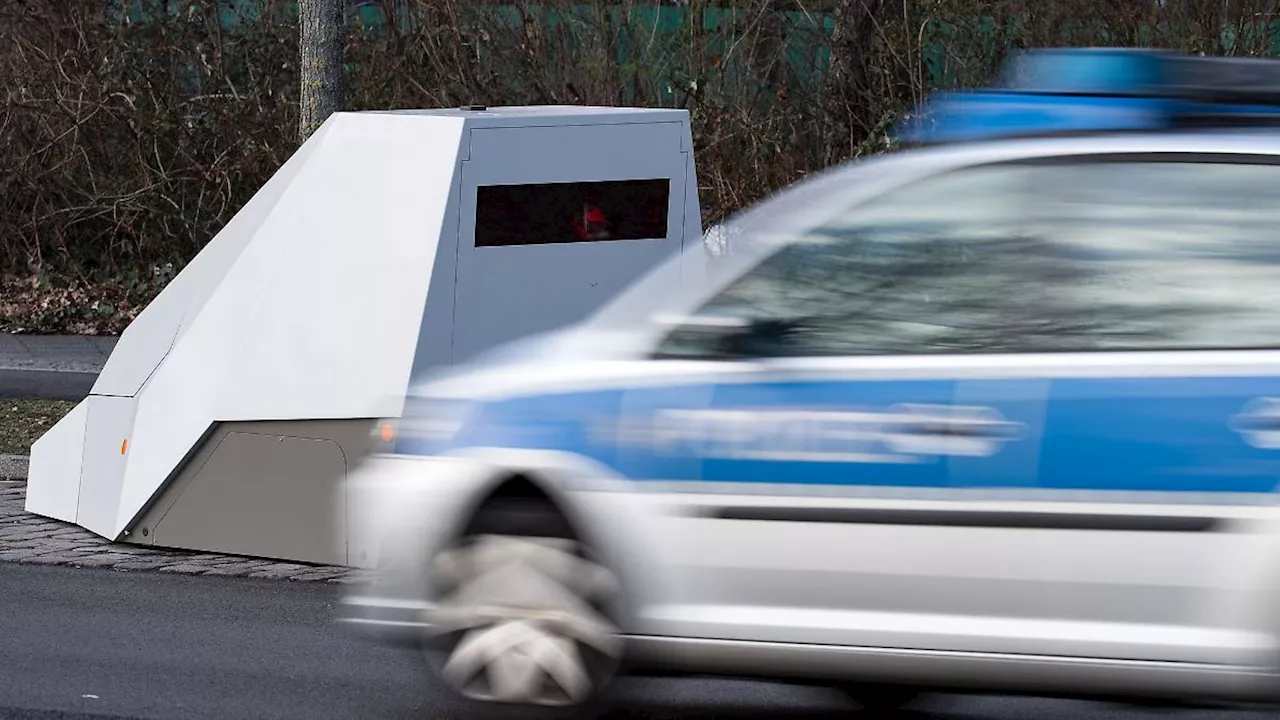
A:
[{"left": 341, "top": 132, "right": 1280, "bottom": 702}]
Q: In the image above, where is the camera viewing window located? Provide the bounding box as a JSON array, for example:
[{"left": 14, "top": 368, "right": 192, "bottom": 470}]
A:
[{"left": 475, "top": 179, "right": 670, "bottom": 247}]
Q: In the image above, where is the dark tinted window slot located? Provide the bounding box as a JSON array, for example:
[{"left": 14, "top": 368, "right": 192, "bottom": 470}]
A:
[{"left": 475, "top": 179, "right": 671, "bottom": 247}]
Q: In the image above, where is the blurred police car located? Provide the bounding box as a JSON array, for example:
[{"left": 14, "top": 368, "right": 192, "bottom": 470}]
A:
[{"left": 341, "top": 48, "right": 1280, "bottom": 710}]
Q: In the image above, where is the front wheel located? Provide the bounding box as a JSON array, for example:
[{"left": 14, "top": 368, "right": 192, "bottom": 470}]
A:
[{"left": 420, "top": 497, "right": 624, "bottom": 710}]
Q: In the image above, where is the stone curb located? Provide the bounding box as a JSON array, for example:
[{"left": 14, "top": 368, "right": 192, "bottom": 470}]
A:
[{"left": 0, "top": 479, "right": 364, "bottom": 584}]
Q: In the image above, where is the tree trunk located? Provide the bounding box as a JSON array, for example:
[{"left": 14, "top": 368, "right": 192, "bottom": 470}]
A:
[{"left": 298, "top": 0, "right": 344, "bottom": 143}]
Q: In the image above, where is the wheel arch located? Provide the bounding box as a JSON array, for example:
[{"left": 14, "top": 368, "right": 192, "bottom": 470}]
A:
[
  {"left": 456, "top": 469, "right": 587, "bottom": 542},
  {"left": 437, "top": 449, "right": 645, "bottom": 631}
]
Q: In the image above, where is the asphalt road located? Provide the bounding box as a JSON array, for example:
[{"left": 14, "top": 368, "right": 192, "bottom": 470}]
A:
[
  {"left": 0, "top": 563, "right": 1277, "bottom": 720},
  {"left": 0, "top": 368, "right": 96, "bottom": 401}
]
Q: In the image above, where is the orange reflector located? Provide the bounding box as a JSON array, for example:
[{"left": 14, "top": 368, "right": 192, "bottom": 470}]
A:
[
  {"left": 120, "top": 438, "right": 128, "bottom": 455},
  {"left": 380, "top": 424, "right": 394, "bottom": 443}
]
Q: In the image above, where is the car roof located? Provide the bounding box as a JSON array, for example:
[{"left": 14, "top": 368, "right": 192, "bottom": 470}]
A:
[
  {"left": 722, "top": 129, "right": 1280, "bottom": 241},
  {"left": 868, "top": 130, "right": 1280, "bottom": 178}
]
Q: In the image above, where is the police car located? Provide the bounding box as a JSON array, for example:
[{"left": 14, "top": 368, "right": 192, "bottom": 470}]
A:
[{"left": 341, "top": 48, "right": 1280, "bottom": 710}]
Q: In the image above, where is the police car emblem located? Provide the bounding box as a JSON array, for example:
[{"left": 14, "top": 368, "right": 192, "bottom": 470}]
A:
[{"left": 598, "top": 404, "right": 1025, "bottom": 463}]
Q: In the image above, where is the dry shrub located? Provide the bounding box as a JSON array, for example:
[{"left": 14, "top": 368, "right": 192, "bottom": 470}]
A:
[
  {"left": 0, "top": 0, "right": 297, "bottom": 279},
  {"left": 1, "top": 0, "right": 1279, "bottom": 332}
]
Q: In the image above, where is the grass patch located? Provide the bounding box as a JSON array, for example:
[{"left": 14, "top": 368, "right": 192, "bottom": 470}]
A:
[{"left": 0, "top": 399, "right": 75, "bottom": 455}]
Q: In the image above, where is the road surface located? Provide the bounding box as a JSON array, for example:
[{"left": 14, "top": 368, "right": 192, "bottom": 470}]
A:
[
  {"left": 0, "top": 334, "right": 114, "bottom": 401},
  {"left": 0, "top": 563, "right": 1274, "bottom": 720},
  {"left": 0, "top": 368, "right": 97, "bottom": 401}
]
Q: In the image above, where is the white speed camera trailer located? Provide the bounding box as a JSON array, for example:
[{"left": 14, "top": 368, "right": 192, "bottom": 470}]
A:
[{"left": 24, "top": 106, "right": 703, "bottom": 566}]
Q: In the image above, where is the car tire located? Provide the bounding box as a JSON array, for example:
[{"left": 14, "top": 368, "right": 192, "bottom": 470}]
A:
[{"left": 419, "top": 495, "right": 624, "bottom": 716}]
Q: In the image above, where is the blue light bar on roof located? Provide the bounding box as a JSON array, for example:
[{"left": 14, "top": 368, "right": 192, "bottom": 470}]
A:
[
  {"left": 895, "top": 48, "right": 1280, "bottom": 146},
  {"left": 997, "top": 48, "right": 1168, "bottom": 95},
  {"left": 898, "top": 92, "right": 1173, "bottom": 145}
]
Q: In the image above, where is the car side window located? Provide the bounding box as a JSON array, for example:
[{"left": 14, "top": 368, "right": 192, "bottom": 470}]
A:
[
  {"left": 653, "top": 163, "right": 1038, "bottom": 358},
  {"left": 656, "top": 156, "right": 1280, "bottom": 360},
  {"left": 1032, "top": 159, "right": 1280, "bottom": 352}
]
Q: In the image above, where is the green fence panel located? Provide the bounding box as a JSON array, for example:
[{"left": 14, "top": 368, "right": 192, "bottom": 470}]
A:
[{"left": 106, "top": 2, "right": 1280, "bottom": 107}]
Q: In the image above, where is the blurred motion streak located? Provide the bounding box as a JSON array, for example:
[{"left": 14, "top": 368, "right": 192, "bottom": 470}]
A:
[{"left": 341, "top": 48, "right": 1280, "bottom": 713}]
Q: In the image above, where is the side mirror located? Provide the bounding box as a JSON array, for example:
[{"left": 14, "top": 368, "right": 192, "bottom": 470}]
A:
[{"left": 652, "top": 313, "right": 792, "bottom": 359}]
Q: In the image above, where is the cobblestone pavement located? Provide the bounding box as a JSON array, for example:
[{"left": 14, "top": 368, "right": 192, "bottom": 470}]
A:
[{"left": 0, "top": 480, "right": 364, "bottom": 583}]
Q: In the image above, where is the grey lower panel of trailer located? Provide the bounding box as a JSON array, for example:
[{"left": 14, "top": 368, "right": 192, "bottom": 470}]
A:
[{"left": 125, "top": 419, "right": 379, "bottom": 567}]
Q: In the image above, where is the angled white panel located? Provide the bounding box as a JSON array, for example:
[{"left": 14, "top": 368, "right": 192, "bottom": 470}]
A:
[
  {"left": 679, "top": 124, "right": 708, "bottom": 286},
  {"left": 406, "top": 185, "right": 462, "bottom": 377},
  {"left": 75, "top": 396, "right": 137, "bottom": 537},
  {"left": 111, "top": 112, "right": 466, "bottom": 535},
  {"left": 23, "top": 400, "right": 89, "bottom": 522},
  {"left": 89, "top": 276, "right": 185, "bottom": 398},
  {"left": 170, "top": 123, "right": 335, "bottom": 347},
  {"left": 91, "top": 126, "right": 330, "bottom": 398},
  {"left": 203, "top": 111, "right": 462, "bottom": 419}
]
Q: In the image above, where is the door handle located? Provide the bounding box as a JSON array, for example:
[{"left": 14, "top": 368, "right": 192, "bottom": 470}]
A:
[
  {"left": 885, "top": 404, "right": 1027, "bottom": 458},
  {"left": 1233, "top": 415, "right": 1280, "bottom": 432},
  {"left": 899, "top": 418, "right": 1023, "bottom": 439},
  {"left": 1231, "top": 398, "right": 1280, "bottom": 449}
]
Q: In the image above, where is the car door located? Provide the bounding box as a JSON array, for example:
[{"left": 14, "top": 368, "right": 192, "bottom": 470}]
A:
[
  {"left": 945, "top": 155, "right": 1280, "bottom": 666},
  {"left": 628, "top": 161, "right": 1057, "bottom": 652}
]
